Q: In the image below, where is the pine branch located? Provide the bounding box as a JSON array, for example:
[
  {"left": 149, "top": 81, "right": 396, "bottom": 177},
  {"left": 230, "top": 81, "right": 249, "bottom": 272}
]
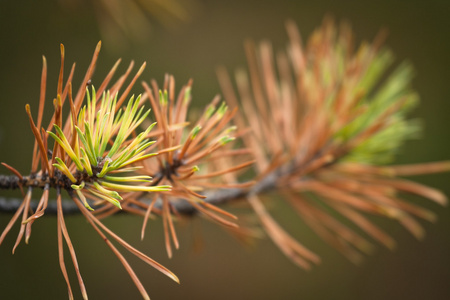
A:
[
  {"left": 0, "top": 173, "right": 271, "bottom": 215},
  {"left": 0, "top": 174, "right": 21, "bottom": 190},
  {"left": 1, "top": 18, "right": 449, "bottom": 300}
]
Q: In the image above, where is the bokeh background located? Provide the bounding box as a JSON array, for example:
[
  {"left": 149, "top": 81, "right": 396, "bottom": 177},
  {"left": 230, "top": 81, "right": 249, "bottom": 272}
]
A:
[{"left": 1, "top": 0, "right": 450, "bottom": 299}]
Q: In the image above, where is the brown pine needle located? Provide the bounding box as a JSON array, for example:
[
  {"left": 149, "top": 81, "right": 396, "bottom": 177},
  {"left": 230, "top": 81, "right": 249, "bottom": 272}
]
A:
[
  {"left": 368, "top": 193, "right": 425, "bottom": 240},
  {"left": 57, "top": 44, "right": 65, "bottom": 97},
  {"left": 73, "top": 196, "right": 180, "bottom": 284},
  {"left": 284, "top": 191, "right": 374, "bottom": 257},
  {"left": 201, "top": 201, "right": 238, "bottom": 220},
  {"left": 57, "top": 194, "right": 74, "bottom": 300},
  {"left": 141, "top": 194, "right": 159, "bottom": 240},
  {"left": 25, "top": 104, "right": 52, "bottom": 175},
  {"left": 190, "top": 160, "right": 255, "bottom": 180},
  {"left": 25, "top": 188, "right": 50, "bottom": 244},
  {"left": 247, "top": 194, "right": 320, "bottom": 270},
  {"left": 332, "top": 204, "right": 396, "bottom": 250},
  {"left": 72, "top": 41, "right": 102, "bottom": 111},
  {"left": 116, "top": 62, "right": 147, "bottom": 108},
  {"left": 57, "top": 191, "right": 88, "bottom": 300},
  {"left": 387, "top": 161, "right": 450, "bottom": 176},
  {"left": 31, "top": 55, "right": 48, "bottom": 173},
  {"left": 189, "top": 201, "right": 238, "bottom": 229},
  {"left": 26, "top": 187, "right": 49, "bottom": 219},
  {"left": 96, "top": 59, "right": 122, "bottom": 99},
  {"left": 12, "top": 188, "right": 32, "bottom": 254},
  {"left": 188, "top": 181, "right": 256, "bottom": 189},
  {"left": 1, "top": 162, "right": 24, "bottom": 181},
  {"left": 163, "top": 198, "right": 174, "bottom": 258},
  {"left": 0, "top": 195, "right": 27, "bottom": 247},
  {"left": 167, "top": 203, "right": 180, "bottom": 251},
  {"left": 75, "top": 199, "right": 151, "bottom": 300},
  {"left": 366, "top": 178, "right": 448, "bottom": 206}
]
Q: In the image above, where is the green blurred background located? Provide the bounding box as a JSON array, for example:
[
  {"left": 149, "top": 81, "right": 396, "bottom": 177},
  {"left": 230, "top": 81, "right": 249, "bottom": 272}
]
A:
[{"left": 1, "top": 0, "right": 450, "bottom": 299}]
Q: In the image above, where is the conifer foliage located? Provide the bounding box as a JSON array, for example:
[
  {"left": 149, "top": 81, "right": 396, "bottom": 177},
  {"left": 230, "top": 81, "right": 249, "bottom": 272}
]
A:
[{"left": 0, "top": 19, "right": 448, "bottom": 299}]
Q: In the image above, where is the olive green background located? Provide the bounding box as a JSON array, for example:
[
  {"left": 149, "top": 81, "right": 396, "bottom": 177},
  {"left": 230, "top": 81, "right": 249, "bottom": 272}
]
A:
[{"left": 1, "top": 0, "right": 450, "bottom": 299}]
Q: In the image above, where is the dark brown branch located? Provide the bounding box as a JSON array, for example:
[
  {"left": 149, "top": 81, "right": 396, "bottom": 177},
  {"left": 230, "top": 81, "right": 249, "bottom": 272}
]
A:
[
  {"left": 0, "top": 173, "right": 279, "bottom": 216},
  {"left": 0, "top": 145, "right": 326, "bottom": 216},
  {"left": 0, "top": 175, "right": 22, "bottom": 190}
]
